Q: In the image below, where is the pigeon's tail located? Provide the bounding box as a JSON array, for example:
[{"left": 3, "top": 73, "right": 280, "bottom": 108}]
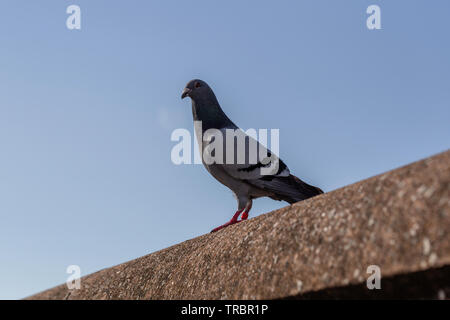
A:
[{"left": 267, "top": 174, "right": 324, "bottom": 204}]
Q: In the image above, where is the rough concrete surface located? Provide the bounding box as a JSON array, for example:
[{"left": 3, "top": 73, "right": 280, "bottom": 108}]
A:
[{"left": 28, "top": 150, "right": 450, "bottom": 299}]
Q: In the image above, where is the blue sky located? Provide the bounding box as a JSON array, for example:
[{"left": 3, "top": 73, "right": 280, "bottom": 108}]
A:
[{"left": 0, "top": 1, "right": 449, "bottom": 299}]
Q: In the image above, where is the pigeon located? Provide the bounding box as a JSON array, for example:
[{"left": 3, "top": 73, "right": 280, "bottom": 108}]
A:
[{"left": 181, "top": 79, "right": 323, "bottom": 232}]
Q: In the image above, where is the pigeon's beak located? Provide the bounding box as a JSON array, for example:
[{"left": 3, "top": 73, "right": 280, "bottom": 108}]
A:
[{"left": 181, "top": 88, "right": 191, "bottom": 99}]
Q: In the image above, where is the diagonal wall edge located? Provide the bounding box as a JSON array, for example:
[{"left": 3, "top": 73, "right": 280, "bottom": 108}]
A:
[{"left": 28, "top": 150, "right": 450, "bottom": 299}]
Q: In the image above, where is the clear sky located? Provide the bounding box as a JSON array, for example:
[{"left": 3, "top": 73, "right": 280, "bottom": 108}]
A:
[{"left": 0, "top": 1, "right": 449, "bottom": 299}]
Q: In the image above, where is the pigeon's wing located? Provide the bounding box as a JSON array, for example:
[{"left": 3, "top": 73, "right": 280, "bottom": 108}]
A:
[
  {"left": 203, "top": 128, "right": 290, "bottom": 181},
  {"left": 244, "top": 173, "right": 323, "bottom": 203},
  {"left": 203, "top": 128, "right": 323, "bottom": 203}
]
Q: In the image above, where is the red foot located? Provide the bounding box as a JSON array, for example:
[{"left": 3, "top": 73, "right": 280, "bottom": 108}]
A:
[
  {"left": 241, "top": 201, "right": 251, "bottom": 221},
  {"left": 211, "top": 209, "right": 244, "bottom": 233},
  {"left": 210, "top": 219, "right": 243, "bottom": 233}
]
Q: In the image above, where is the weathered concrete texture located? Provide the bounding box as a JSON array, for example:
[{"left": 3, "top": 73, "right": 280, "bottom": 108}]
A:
[
  {"left": 29, "top": 150, "right": 450, "bottom": 300},
  {"left": 287, "top": 265, "right": 450, "bottom": 300}
]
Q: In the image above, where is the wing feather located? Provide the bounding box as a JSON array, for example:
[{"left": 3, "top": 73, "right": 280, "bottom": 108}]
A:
[{"left": 202, "top": 127, "right": 290, "bottom": 180}]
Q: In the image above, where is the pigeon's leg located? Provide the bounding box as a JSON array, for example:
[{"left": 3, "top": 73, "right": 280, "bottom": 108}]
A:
[
  {"left": 210, "top": 209, "right": 244, "bottom": 233},
  {"left": 240, "top": 200, "right": 252, "bottom": 220}
]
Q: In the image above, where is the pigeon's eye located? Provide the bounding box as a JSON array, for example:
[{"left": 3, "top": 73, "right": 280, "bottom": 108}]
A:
[{"left": 194, "top": 82, "right": 201, "bottom": 88}]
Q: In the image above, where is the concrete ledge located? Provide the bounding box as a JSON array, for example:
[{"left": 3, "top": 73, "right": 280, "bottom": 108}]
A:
[
  {"left": 286, "top": 265, "right": 450, "bottom": 300},
  {"left": 28, "top": 150, "right": 450, "bottom": 299}
]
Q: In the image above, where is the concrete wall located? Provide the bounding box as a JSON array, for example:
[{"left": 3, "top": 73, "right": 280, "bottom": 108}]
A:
[{"left": 28, "top": 150, "right": 450, "bottom": 299}]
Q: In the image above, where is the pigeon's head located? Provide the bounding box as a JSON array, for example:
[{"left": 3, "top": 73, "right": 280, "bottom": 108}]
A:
[{"left": 181, "top": 79, "right": 212, "bottom": 101}]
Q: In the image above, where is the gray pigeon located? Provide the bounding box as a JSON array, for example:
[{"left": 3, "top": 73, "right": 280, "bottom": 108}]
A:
[{"left": 181, "top": 79, "right": 323, "bottom": 232}]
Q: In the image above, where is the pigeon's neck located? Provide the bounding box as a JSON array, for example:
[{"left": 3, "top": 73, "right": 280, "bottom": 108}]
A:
[{"left": 191, "top": 97, "right": 235, "bottom": 131}]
